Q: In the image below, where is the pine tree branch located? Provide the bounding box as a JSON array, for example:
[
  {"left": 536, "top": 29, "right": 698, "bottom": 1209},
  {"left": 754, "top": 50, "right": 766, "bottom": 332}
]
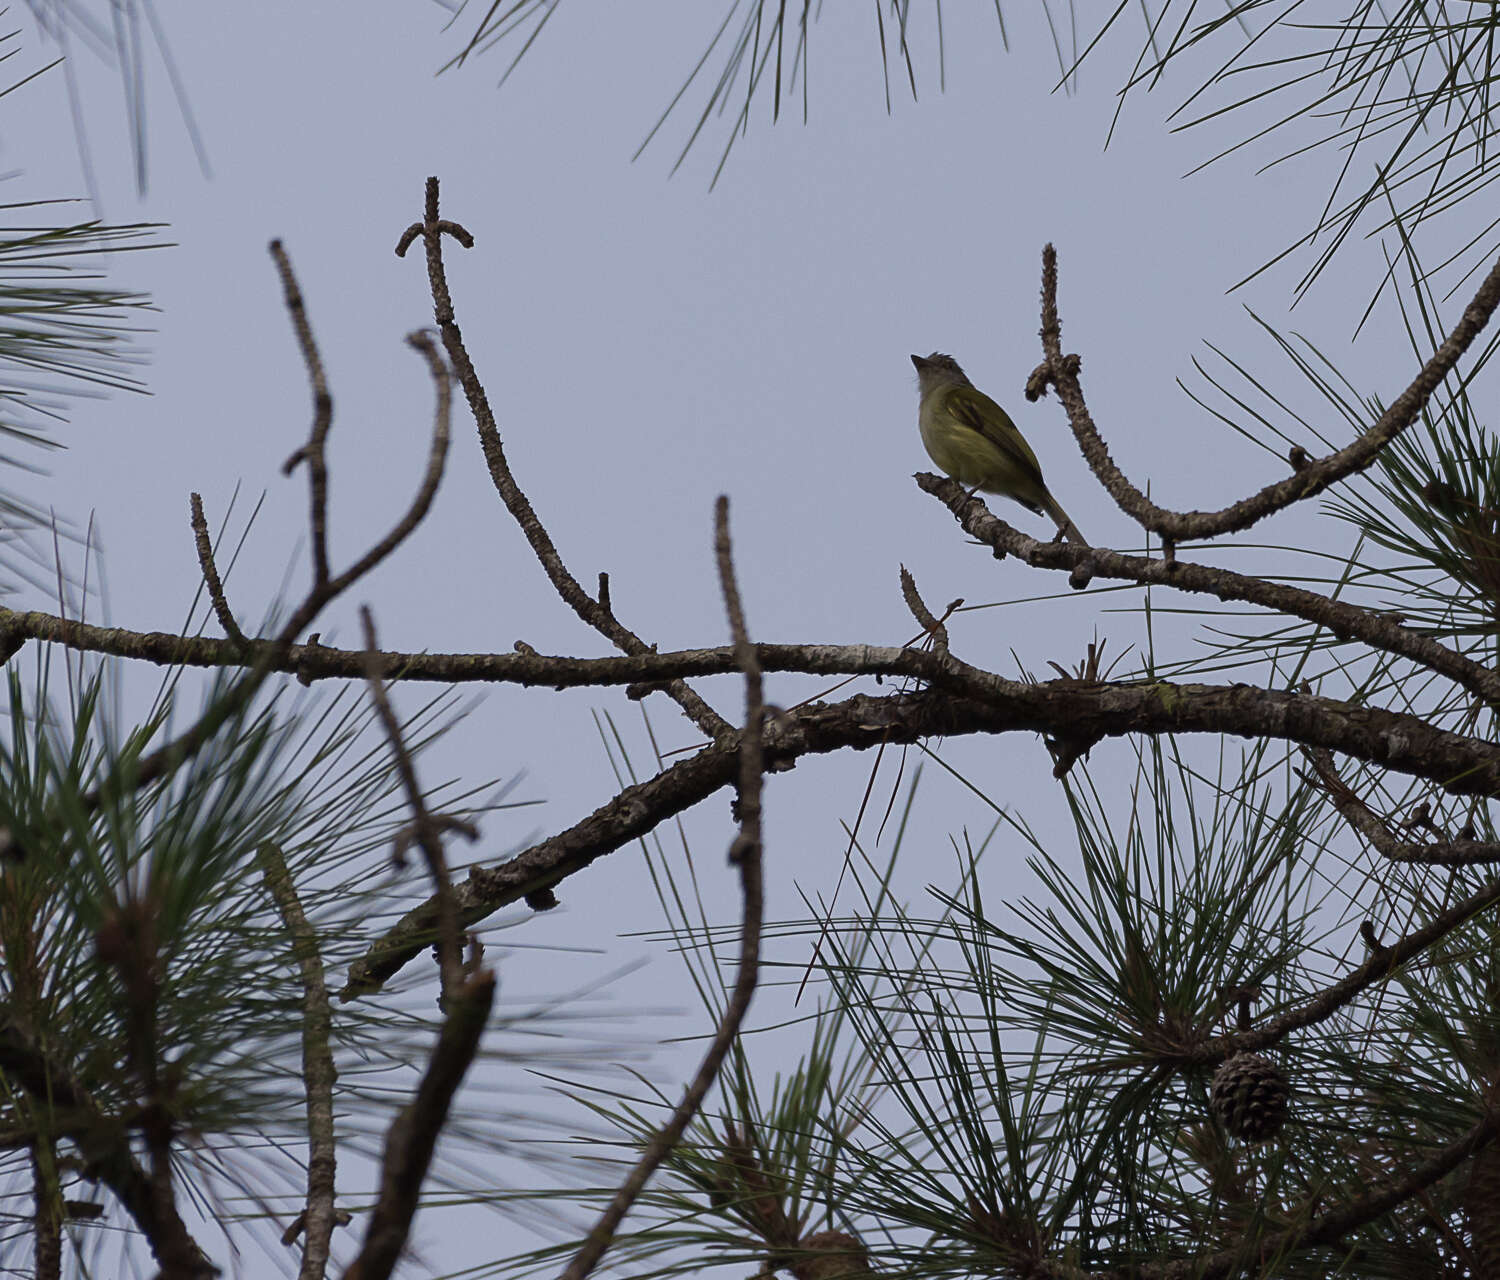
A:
[
  {"left": 1028, "top": 242, "right": 1500, "bottom": 544},
  {"left": 257, "top": 842, "right": 339, "bottom": 1280},
  {"left": 1303, "top": 746, "right": 1500, "bottom": 864},
  {"left": 0, "top": 608, "right": 942, "bottom": 686},
  {"left": 559, "top": 496, "right": 766, "bottom": 1280},
  {"left": 0, "top": 1018, "right": 215, "bottom": 1276},
  {"left": 341, "top": 970, "right": 496, "bottom": 1280},
  {"left": 396, "top": 176, "right": 732, "bottom": 744},
  {"left": 1174, "top": 867, "right": 1500, "bottom": 1068},
  {"left": 917, "top": 473, "right": 1500, "bottom": 709},
  {"left": 1139, "top": 1113, "right": 1500, "bottom": 1280},
  {"left": 31, "top": 1140, "right": 61, "bottom": 1280},
  {"left": 343, "top": 673, "right": 1500, "bottom": 996}
]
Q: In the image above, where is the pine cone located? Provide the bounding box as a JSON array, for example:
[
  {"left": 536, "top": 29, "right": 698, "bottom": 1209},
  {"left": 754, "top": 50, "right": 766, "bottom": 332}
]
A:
[
  {"left": 795, "top": 1231, "right": 871, "bottom": 1280},
  {"left": 1210, "top": 1052, "right": 1290, "bottom": 1142}
]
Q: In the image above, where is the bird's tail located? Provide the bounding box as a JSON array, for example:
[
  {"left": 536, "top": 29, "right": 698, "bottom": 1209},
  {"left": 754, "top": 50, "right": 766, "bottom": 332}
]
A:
[{"left": 1043, "top": 493, "right": 1087, "bottom": 545}]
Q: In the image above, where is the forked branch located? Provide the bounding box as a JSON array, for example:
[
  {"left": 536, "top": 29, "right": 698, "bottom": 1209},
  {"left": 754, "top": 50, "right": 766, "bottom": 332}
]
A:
[{"left": 1029, "top": 242, "right": 1500, "bottom": 544}]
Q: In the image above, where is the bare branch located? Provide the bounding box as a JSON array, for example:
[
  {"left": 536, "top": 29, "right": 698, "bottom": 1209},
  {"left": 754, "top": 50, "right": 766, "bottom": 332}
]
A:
[
  {"left": 344, "top": 660, "right": 1500, "bottom": 996},
  {"left": 1303, "top": 747, "right": 1500, "bottom": 864},
  {"left": 558, "top": 496, "right": 765, "bottom": 1280},
  {"left": 1029, "top": 242, "right": 1500, "bottom": 543},
  {"left": 359, "top": 607, "right": 465, "bottom": 998},
  {"left": 271, "top": 239, "right": 334, "bottom": 591},
  {"left": 0, "top": 605, "right": 941, "bottom": 688},
  {"left": 257, "top": 842, "right": 339, "bottom": 1280},
  {"left": 397, "top": 175, "right": 731, "bottom": 743},
  {"left": 188, "top": 493, "right": 247, "bottom": 647},
  {"left": 917, "top": 472, "right": 1500, "bottom": 709},
  {"left": 81, "top": 328, "right": 451, "bottom": 812},
  {"left": 341, "top": 596, "right": 497, "bottom": 1280},
  {"left": 340, "top": 971, "right": 495, "bottom": 1280}
]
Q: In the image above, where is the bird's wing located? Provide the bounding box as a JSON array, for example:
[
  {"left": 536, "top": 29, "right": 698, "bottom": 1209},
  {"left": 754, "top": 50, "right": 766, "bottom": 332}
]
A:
[{"left": 942, "top": 385, "right": 1046, "bottom": 483}]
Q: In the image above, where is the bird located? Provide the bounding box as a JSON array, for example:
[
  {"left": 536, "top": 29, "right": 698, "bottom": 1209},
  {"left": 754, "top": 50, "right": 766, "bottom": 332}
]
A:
[{"left": 911, "top": 351, "right": 1084, "bottom": 543}]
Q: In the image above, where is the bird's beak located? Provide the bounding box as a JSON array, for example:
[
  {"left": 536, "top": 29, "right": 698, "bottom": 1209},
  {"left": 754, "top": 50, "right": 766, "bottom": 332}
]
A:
[{"left": 910, "top": 354, "right": 925, "bottom": 370}]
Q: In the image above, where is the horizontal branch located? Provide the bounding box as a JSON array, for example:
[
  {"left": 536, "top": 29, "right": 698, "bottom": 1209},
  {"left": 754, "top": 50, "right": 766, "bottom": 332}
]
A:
[
  {"left": 344, "top": 673, "right": 1500, "bottom": 996},
  {"left": 0, "top": 604, "right": 926, "bottom": 690}
]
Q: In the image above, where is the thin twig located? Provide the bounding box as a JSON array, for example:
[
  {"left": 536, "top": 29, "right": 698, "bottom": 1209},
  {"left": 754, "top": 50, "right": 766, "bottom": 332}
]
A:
[
  {"left": 898, "top": 564, "right": 949, "bottom": 654},
  {"left": 1303, "top": 747, "right": 1500, "bottom": 865},
  {"left": 188, "top": 493, "right": 247, "bottom": 647},
  {"left": 397, "top": 175, "right": 731, "bottom": 743},
  {"left": 82, "top": 328, "right": 451, "bottom": 811},
  {"left": 271, "top": 239, "right": 334, "bottom": 590},
  {"left": 257, "top": 842, "right": 339, "bottom": 1280},
  {"left": 557, "top": 496, "right": 765, "bottom": 1280},
  {"left": 359, "top": 607, "right": 465, "bottom": 997},
  {"left": 341, "top": 970, "right": 495, "bottom": 1280}
]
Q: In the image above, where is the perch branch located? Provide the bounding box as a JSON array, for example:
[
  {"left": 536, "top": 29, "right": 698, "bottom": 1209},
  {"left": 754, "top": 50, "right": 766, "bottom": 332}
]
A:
[{"left": 1030, "top": 242, "right": 1500, "bottom": 543}]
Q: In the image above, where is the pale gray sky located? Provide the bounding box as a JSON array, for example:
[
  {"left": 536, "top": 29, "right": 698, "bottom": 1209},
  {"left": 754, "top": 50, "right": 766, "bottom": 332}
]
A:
[{"left": 11, "top": 3, "right": 1424, "bottom": 1275}]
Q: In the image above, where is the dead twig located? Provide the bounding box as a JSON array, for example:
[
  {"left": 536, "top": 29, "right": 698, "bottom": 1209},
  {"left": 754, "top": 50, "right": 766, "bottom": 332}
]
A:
[
  {"left": 257, "top": 842, "right": 339, "bottom": 1280},
  {"left": 188, "top": 493, "right": 247, "bottom": 647},
  {"left": 1028, "top": 242, "right": 1500, "bottom": 543},
  {"left": 397, "top": 176, "right": 731, "bottom": 743},
  {"left": 272, "top": 239, "right": 334, "bottom": 590},
  {"left": 359, "top": 607, "right": 468, "bottom": 998},
  {"left": 342, "top": 599, "right": 496, "bottom": 1280},
  {"left": 1302, "top": 747, "right": 1500, "bottom": 865},
  {"left": 85, "top": 323, "right": 451, "bottom": 813},
  {"left": 898, "top": 564, "right": 955, "bottom": 655},
  {"left": 557, "top": 497, "right": 765, "bottom": 1280},
  {"left": 341, "top": 970, "right": 495, "bottom": 1280}
]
